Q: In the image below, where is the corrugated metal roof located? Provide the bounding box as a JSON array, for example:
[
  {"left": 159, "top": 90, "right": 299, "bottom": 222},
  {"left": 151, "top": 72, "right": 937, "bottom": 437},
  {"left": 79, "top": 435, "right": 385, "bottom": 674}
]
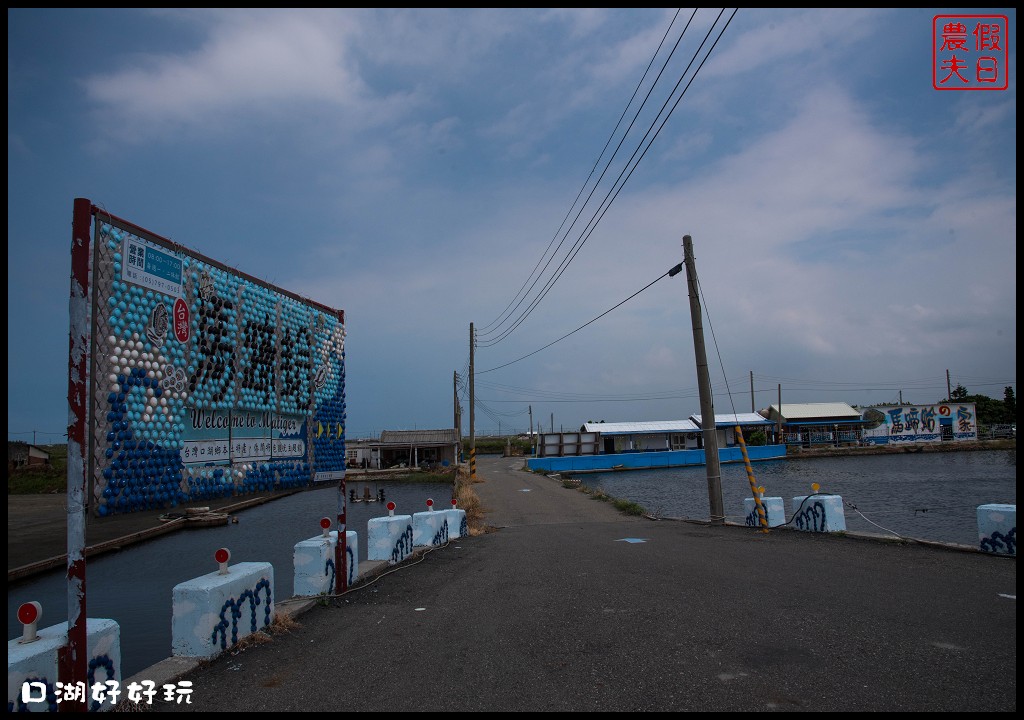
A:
[
  {"left": 690, "top": 413, "right": 772, "bottom": 427},
  {"left": 379, "top": 429, "right": 459, "bottom": 445},
  {"left": 769, "top": 402, "right": 861, "bottom": 420},
  {"left": 580, "top": 420, "right": 699, "bottom": 434}
]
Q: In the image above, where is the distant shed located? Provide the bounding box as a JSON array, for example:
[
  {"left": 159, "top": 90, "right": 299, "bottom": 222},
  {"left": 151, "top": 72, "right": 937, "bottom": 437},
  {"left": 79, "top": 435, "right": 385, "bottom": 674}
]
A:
[
  {"left": 377, "top": 429, "right": 460, "bottom": 469},
  {"left": 7, "top": 441, "right": 51, "bottom": 473},
  {"left": 762, "top": 402, "right": 864, "bottom": 447}
]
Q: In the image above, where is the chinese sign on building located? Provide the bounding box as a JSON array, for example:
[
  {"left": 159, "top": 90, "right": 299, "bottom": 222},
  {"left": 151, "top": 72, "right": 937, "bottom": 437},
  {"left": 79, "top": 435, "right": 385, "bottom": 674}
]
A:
[{"left": 862, "top": 403, "right": 977, "bottom": 444}]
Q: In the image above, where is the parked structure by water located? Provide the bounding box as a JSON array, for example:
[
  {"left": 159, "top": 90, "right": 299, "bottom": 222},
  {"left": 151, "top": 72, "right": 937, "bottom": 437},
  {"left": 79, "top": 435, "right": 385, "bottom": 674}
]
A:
[
  {"left": 761, "top": 401, "right": 980, "bottom": 449},
  {"left": 527, "top": 413, "right": 784, "bottom": 473},
  {"left": 763, "top": 402, "right": 865, "bottom": 448},
  {"left": 346, "top": 429, "right": 460, "bottom": 470}
]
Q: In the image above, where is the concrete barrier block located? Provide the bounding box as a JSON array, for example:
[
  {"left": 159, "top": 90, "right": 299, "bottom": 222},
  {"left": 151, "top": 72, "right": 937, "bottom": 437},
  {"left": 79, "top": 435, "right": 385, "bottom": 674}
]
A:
[
  {"left": 444, "top": 508, "right": 468, "bottom": 539},
  {"left": 413, "top": 510, "right": 449, "bottom": 547},
  {"left": 171, "top": 562, "right": 274, "bottom": 659},
  {"left": 743, "top": 496, "right": 785, "bottom": 528},
  {"left": 7, "top": 618, "right": 121, "bottom": 712},
  {"left": 367, "top": 515, "right": 414, "bottom": 564},
  {"left": 791, "top": 494, "right": 846, "bottom": 532},
  {"left": 977, "top": 503, "right": 1016, "bottom": 555},
  {"left": 294, "top": 530, "right": 358, "bottom": 596}
]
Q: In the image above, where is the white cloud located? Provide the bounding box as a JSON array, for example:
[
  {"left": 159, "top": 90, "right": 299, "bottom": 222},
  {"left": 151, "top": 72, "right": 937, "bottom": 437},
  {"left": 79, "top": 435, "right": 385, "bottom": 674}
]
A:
[
  {"left": 83, "top": 11, "right": 369, "bottom": 140},
  {"left": 702, "top": 8, "right": 888, "bottom": 79}
]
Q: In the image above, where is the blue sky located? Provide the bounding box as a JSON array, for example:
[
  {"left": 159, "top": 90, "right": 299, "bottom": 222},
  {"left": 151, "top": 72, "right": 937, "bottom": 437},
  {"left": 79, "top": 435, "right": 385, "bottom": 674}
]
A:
[{"left": 8, "top": 8, "right": 1017, "bottom": 441}]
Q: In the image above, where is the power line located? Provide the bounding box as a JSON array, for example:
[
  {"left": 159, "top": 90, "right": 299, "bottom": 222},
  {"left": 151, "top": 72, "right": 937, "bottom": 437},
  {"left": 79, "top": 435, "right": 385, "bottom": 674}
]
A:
[
  {"left": 478, "top": 8, "right": 692, "bottom": 340},
  {"left": 476, "top": 379, "right": 703, "bottom": 402},
  {"left": 479, "top": 9, "right": 737, "bottom": 348},
  {"left": 479, "top": 262, "right": 682, "bottom": 374}
]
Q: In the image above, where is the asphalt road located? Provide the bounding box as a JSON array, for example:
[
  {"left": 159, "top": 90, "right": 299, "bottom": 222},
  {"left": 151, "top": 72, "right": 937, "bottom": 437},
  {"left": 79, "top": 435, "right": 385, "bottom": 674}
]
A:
[{"left": 149, "top": 455, "right": 1016, "bottom": 712}]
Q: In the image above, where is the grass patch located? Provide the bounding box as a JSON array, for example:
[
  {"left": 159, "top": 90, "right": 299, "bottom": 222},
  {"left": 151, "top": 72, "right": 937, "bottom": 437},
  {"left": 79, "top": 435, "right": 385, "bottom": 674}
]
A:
[
  {"left": 388, "top": 469, "right": 458, "bottom": 484},
  {"left": 611, "top": 498, "right": 646, "bottom": 516},
  {"left": 266, "top": 611, "right": 301, "bottom": 635},
  {"left": 8, "top": 443, "right": 68, "bottom": 494},
  {"left": 577, "top": 483, "right": 647, "bottom": 516},
  {"left": 466, "top": 436, "right": 532, "bottom": 455},
  {"left": 453, "top": 466, "right": 490, "bottom": 535},
  {"left": 8, "top": 471, "right": 66, "bottom": 495}
]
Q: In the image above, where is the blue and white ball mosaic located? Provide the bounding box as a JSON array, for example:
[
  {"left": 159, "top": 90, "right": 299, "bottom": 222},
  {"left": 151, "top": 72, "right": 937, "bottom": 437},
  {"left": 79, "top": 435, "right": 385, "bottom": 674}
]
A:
[{"left": 91, "top": 224, "right": 346, "bottom": 516}]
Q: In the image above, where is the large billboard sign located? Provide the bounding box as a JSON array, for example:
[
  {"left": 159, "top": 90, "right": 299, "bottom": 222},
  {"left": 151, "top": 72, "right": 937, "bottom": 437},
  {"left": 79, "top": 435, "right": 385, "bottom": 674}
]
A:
[
  {"left": 79, "top": 203, "right": 346, "bottom": 516},
  {"left": 861, "top": 403, "right": 977, "bottom": 445}
]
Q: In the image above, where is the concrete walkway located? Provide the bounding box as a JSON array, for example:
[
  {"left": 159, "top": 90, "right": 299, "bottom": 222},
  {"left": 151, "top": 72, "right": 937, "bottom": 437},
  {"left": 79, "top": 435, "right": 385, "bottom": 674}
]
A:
[
  {"left": 131, "top": 454, "right": 1016, "bottom": 712},
  {"left": 7, "top": 456, "right": 1016, "bottom": 711}
]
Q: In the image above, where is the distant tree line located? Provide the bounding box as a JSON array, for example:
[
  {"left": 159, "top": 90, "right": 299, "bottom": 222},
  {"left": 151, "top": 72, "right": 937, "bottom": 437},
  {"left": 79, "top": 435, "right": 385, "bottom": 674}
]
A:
[{"left": 943, "top": 385, "right": 1016, "bottom": 427}]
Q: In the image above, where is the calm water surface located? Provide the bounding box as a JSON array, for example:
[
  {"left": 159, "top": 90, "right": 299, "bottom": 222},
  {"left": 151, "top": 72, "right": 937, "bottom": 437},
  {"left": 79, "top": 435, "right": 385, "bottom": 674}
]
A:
[
  {"left": 577, "top": 449, "right": 1016, "bottom": 545},
  {"left": 8, "top": 480, "right": 452, "bottom": 678}
]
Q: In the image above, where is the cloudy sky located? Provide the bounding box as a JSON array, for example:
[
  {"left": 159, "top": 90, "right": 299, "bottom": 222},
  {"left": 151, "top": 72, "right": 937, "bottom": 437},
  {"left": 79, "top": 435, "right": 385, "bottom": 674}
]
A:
[{"left": 7, "top": 8, "right": 1016, "bottom": 441}]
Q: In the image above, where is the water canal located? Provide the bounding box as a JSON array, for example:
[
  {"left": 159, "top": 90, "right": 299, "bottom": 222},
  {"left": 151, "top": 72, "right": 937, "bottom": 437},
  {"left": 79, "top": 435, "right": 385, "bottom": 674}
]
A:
[
  {"left": 7, "top": 479, "right": 453, "bottom": 679},
  {"left": 576, "top": 448, "right": 1016, "bottom": 545}
]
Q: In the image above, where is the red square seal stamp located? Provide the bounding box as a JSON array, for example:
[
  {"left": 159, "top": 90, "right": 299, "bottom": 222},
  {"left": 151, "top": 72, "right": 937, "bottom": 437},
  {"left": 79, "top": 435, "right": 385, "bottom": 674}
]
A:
[{"left": 933, "top": 14, "right": 1009, "bottom": 90}]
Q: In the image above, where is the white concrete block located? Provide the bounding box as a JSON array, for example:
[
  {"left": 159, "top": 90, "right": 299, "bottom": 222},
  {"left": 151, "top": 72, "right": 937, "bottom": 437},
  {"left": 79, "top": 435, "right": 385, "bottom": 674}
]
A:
[
  {"left": 977, "top": 503, "right": 1016, "bottom": 555},
  {"left": 171, "top": 562, "right": 274, "bottom": 659},
  {"left": 293, "top": 530, "right": 358, "bottom": 596},
  {"left": 791, "top": 494, "right": 846, "bottom": 532},
  {"left": 444, "top": 509, "right": 468, "bottom": 539},
  {"left": 7, "top": 618, "right": 120, "bottom": 712},
  {"left": 743, "top": 496, "right": 785, "bottom": 528},
  {"left": 367, "top": 515, "right": 414, "bottom": 564},
  {"left": 413, "top": 510, "right": 449, "bottom": 547}
]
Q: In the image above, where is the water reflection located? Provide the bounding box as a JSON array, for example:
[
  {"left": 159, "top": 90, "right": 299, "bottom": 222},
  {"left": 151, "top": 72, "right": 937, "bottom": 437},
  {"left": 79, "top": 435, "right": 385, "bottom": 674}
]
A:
[
  {"left": 7, "top": 480, "right": 453, "bottom": 678},
  {"left": 579, "top": 450, "right": 1016, "bottom": 545}
]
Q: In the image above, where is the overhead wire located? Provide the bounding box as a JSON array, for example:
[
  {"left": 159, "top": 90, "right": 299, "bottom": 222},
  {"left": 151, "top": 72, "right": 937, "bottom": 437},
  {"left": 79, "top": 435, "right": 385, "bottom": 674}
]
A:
[
  {"left": 479, "top": 9, "right": 737, "bottom": 349},
  {"left": 475, "top": 378, "right": 704, "bottom": 402},
  {"left": 477, "top": 8, "right": 707, "bottom": 345},
  {"left": 477, "top": 9, "right": 686, "bottom": 336},
  {"left": 478, "top": 263, "right": 682, "bottom": 374}
]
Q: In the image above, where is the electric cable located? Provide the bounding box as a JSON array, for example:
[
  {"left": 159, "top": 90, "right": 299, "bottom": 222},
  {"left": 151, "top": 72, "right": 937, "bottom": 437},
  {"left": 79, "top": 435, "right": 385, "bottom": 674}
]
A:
[
  {"left": 479, "top": 9, "right": 734, "bottom": 346},
  {"left": 479, "top": 263, "right": 682, "bottom": 374},
  {"left": 478, "top": 8, "right": 687, "bottom": 336}
]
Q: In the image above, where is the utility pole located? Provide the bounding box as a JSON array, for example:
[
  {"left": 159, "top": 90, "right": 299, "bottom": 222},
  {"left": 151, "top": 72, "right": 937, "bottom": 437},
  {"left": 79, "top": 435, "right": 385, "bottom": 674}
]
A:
[
  {"left": 946, "top": 369, "right": 952, "bottom": 401},
  {"left": 777, "top": 384, "right": 782, "bottom": 443},
  {"left": 550, "top": 413, "right": 554, "bottom": 433},
  {"left": 453, "top": 371, "right": 459, "bottom": 435},
  {"left": 682, "top": 235, "right": 724, "bottom": 525},
  {"left": 529, "top": 405, "right": 534, "bottom": 456},
  {"left": 469, "top": 324, "right": 476, "bottom": 479},
  {"left": 750, "top": 371, "right": 755, "bottom": 413},
  {"left": 899, "top": 390, "right": 903, "bottom": 405}
]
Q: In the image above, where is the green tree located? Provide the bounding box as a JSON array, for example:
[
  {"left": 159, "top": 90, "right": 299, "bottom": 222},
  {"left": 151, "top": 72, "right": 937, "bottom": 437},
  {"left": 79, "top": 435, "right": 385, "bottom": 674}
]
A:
[
  {"left": 1004, "top": 386, "right": 1016, "bottom": 421},
  {"left": 942, "top": 384, "right": 1012, "bottom": 426}
]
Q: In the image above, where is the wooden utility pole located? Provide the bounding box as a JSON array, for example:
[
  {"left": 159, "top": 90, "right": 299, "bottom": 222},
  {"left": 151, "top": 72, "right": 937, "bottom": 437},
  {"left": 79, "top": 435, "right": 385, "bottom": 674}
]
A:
[
  {"left": 777, "top": 384, "right": 782, "bottom": 443},
  {"left": 529, "top": 405, "right": 534, "bottom": 456},
  {"left": 682, "top": 235, "right": 724, "bottom": 525},
  {"left": 750, "top": 370, "right": 755, "bottom": 413},
  {"left": 469, "top": 324, "right": 476, "bottom": 478},
  {"left": 453, "top": 371, "right": 459, "bottom": 435},
  {"left": 946, "top": 369, "right": 952, "bottom": 401}
]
